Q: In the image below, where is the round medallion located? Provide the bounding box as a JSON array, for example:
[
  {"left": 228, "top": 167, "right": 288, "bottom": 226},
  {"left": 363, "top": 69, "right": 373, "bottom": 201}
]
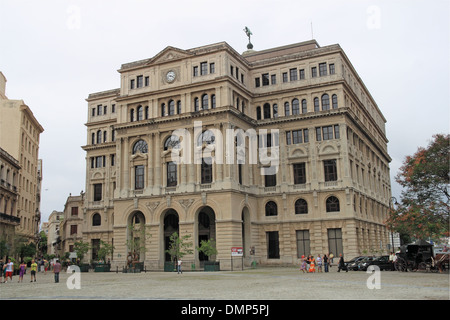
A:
[{"left": 166, "top": 71, "right": 176, "bottom": 83}]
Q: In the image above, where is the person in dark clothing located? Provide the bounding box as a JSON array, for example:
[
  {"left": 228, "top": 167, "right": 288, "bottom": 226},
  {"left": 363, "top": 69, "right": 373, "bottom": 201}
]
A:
[{"left": 337, "top": 253, "right": 348, "bottom": 272}]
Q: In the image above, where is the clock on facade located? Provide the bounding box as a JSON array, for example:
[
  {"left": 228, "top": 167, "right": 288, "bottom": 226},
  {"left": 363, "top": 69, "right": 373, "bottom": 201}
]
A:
[{"left": 166, "top": 71, "right": 176, "bottom": 83}]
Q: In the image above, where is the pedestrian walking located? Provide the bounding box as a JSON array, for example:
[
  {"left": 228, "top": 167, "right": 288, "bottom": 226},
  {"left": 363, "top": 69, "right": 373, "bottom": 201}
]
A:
[
  {"left": 323, "top": 254, "right": 329, "bottom": 272},
  {"left": 18, "top": 261, "right": 26, "bottom": 283},
  {"left": 308, "top": 256, "right": 316, "bottom": 273},
  {"left": 53, "top": 259, "right": 62, "bottom": 283},
  {"left": 3, "top": 258, "right": 14, "bottom": 283},
  {"left": 317, "top": 254, "right": 323, "bottom": 272},
  {"left": 177, "top": 258, "right": 182, "bottom": 274},
  {"left": 30, "top": 259, "right": 37, "bottom": 282},
  {"left": 337, "top": 253, "right": 348, "bottom": 272}
]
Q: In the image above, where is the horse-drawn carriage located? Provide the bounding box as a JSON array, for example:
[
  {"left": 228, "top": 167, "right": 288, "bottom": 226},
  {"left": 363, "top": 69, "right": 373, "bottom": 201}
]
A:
[{"left": 395, "top": 240, "right": 449, "bottom": 273}]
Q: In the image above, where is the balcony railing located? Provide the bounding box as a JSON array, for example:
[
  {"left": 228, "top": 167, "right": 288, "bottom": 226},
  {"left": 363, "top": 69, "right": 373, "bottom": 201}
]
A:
[{"left": 0, "top": 212, "right": 20, "bottom": 224}]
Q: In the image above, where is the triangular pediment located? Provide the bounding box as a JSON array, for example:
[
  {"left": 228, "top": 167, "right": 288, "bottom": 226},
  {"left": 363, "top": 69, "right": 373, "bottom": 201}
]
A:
[{"left": 146, "top": 46, "right": 194, "bottom": 65}]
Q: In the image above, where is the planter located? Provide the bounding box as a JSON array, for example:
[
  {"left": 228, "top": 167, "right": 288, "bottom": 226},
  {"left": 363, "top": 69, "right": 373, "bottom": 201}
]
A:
[
  {"left": 204, "top": 261, "right": 220, "bottom": 271},
  {"left": 94, "top": 265, "right": 110, "bottom": 272},
  {"left": 79, "top": 264, "right": 90, "bottom": 272},
  {"left": 164, "top": 261, "right": 176, "bottom": 272}
]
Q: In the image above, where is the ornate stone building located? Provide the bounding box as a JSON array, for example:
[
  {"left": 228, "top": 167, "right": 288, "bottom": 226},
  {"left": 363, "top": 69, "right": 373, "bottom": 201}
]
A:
[
  {"left": 0, "top": 71, "right": 44, "bottom": 245},
  {"left": 82, "top": 40, "right": 392, "bottom": 269}
]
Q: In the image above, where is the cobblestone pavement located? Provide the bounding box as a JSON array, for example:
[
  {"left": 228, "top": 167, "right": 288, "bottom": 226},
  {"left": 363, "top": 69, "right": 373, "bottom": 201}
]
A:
[{"left": 1, "top": 267, "right": 449, "bottom": 300}]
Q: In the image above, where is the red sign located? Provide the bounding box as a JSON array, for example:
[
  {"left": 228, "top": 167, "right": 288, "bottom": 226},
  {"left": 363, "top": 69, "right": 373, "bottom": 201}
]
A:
[{"left": 231, "top": 247, "right": 243, "bottom": 256}]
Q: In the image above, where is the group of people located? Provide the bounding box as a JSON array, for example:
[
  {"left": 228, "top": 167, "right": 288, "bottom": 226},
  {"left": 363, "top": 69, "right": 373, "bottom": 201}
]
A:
[
  {"left": 299, "top": 253, "right": 349, "bottom": 273},
  {"left": 1, "top": 258, "right": 62, "bottom": 284},
  {"left": 299, "top": 253, "right": 334, "bottom": 273}
]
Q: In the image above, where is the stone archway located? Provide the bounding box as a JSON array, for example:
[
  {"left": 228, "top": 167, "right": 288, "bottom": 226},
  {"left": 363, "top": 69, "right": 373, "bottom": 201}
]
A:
[
  {"left": 163, "top": 209, "right": 179, "bottom": 262},
  {"left": 196, "top": 206, "right": 216, "bottom": 262},
  {"left": 241, "top": 207, "right": 251, "bottom": 259},
  {"left": 127, "top": 211, "right": 146, "bottom": 263}
]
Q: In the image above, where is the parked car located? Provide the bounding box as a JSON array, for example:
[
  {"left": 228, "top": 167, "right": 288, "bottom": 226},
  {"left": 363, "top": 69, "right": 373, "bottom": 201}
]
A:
[
  {"left": 346, "top": 256, "right": 367, "bottom": 271},
  {"left": 356, "top": 256, "right": 376, "bottom": 271},
  {"left": 359, "top": 255, "right": 391, "bottom": 271}
]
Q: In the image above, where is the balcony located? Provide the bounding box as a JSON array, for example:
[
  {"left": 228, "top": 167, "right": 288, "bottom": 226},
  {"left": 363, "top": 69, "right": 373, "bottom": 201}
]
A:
[{"left": 0, "top": 212, "right": 20, "bottom": 225}]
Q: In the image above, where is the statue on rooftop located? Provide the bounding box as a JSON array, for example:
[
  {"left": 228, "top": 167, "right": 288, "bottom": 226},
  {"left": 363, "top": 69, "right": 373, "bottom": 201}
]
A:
[{"left": 243, "top": 26, "right": 253, "bottom": 50}]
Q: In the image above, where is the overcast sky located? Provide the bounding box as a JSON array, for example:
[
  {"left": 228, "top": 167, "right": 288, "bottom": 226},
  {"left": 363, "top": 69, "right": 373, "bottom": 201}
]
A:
[{"left": 1, "top": 0, "right": 449, "bottom": 225}]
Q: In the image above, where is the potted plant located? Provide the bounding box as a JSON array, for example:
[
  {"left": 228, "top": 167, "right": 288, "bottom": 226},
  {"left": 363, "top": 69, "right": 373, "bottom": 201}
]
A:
[
  {"left": 95, "top": 241, "right": 114, "bottom": 272},
  {"left": 73, "top": 241, "right": 90, "bottom": 272},
  {"left": 165, "top": 232, "right": 193, "bottom": 272},
  {"left": 197, "top": 238, "right": 219, "bottom": 271}
]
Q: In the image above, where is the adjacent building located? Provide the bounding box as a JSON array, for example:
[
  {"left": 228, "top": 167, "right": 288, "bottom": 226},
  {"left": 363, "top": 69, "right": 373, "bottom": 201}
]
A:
[
  {"left": 59, "top": 194, "right": 84, "bottom": 256},
  {"left": 0, "top": 71, "right": 44, "bottom": 245},
  {"left": 81, "top": 40, "right": 392, "bottom": 269}
]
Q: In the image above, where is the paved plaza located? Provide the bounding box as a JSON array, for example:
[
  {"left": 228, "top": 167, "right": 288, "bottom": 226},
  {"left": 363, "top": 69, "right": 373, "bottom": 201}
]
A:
[{"left": 1, "top": 267, "right": 448, "bottom": 301}]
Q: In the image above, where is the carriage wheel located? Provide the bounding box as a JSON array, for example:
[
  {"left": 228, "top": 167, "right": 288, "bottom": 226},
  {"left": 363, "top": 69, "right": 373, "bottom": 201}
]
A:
[{"left": 396, "top": 258, "right": 407, "bottom": 272}]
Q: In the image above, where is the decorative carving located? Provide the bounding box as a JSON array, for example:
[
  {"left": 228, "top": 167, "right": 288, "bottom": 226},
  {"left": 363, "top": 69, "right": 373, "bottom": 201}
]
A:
[{"left": 178, "top": 199, "right": 195, "bottom": 212}]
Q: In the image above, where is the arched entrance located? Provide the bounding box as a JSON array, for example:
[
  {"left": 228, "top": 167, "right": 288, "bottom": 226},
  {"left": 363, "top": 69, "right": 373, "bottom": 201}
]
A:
[
  {"left": 196, "top": 206, "right": 216, "bottom": 262},
  {"left": 163, "top": 209, "right": 179, "bottom": 262},
  {"left": 241, "top": 207, "right": 251, "bottom": 259},
  {"left": 127, "top": 211, "right": 146, "bottom": 263}
]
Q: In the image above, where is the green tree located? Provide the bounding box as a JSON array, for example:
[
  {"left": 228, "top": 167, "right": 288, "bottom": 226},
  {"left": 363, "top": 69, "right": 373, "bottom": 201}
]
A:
[
  {"left": 386, "top": 134, "right": 450, "bottom": 240},
  {"left": 197, "top": 238, "right": 218, "bottom": 261},
  {"left": 73, "top": 241, "right": 90, "bottom": 263},
  {"left": 165, "top": 232, "right": 193, "bottom": 263},
  {"left": 97, "top": 240, "right": 114, "bottom": 263}
]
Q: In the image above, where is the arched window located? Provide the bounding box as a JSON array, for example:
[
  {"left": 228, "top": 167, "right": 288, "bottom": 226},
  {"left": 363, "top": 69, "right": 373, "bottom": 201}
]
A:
[
  {"left": 137, "top": 105, "right": 143, "bottom": 121},
  {"left": 284, "top": 102, "right": 290, "bottom": 116},
  {"left": 301, "top": 99, "right": 307, "bottom": 113},
  {"left": 265, "top": 201, "right": 278, "bottom": 216},
  {"left": 168, "top": 100, "right": 175, "bottom": 115},
  {"left": 177, "top": 101, "right": 181, "bottom": 114},
  {"left": 263, "top": 103, "right": 271, "bottom": 119},
  {"left": 130, "top": 109, "right": 135, "bottom": 122},
  {"left": 211, "top": 95, "right": 216, "bottom": 109},
  {"left": 161, "top": 103, "right": 166, "bottom": 117},
  {"left": 272, "top": 104, "right": 278, "bottom": 118},
  {"left": 322, "top": 94, "right": 330, "bottom": 111},
  {"left": 96, "top": 130, "right": 102, "bottom": 144},
  {"left": 92, "top": 213, "right": 101, "bottom": 226},
  {"left": 132, "top": 140, "right": 148, "bottom": 154},
  {"left": 332, "top": 94, "right": 338, "bottom": 109},
  {"left": 202, "top": 94, "right": 209, "bottom": 110},
  {"left": 292, "top": 99, "right": 300, "bottom": 115},
  {"left": 197, "top": 130, "right": 215, "bottom": 146},
  {"left": 194, "top": 97, "right": 199, "bottom": 112},
  {"left": 314, "top": 97, "right": 320, "bottom": 112},
  {"left": 103, "top": 131, "right": 107, "bottom": 143},
  {"left": 164, "top": 135, "right": 180, "bottom": 150},
  {"left": 145, "top": 106, "right": 149, "bottom": 119},
  {"left": 326, "top": 196, "right": 340, "bottom": 212},
  {"left": 256, "top": 106, "right": 261, "bottom": 120},
  {"left": 295, "top": 199, "right": 308, "bottom": 214},
  {"left": 91, "top": 132, "right": 95, "bottom": 144}
]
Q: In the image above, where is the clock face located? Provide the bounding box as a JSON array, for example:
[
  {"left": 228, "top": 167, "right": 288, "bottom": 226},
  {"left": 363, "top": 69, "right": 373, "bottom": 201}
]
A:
[{"left": 166, "top": 71, "right": 176, "bottom": 82}]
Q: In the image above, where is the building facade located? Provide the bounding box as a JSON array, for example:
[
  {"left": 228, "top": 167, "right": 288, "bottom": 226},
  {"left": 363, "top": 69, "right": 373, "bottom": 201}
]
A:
[
  {"left": 46, "top": 210, "right": 63, "bottom": 256},
  {"left": 0, "top": 147, "right": 21, "bottom": 245},
  {"left": 82, "top": 40, "right": 392, "bottom": 269},
  {"left": 60, "top": 194, "right": 84, "bottom": 257},
  {"left": 0, "top": 71, "right": 44, "bottom": 245}
]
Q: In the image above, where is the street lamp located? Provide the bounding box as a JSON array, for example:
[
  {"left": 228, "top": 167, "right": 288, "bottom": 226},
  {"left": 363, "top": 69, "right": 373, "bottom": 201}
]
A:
[{"left": 389, "top": 196, "right": 398, "bottom": 251}]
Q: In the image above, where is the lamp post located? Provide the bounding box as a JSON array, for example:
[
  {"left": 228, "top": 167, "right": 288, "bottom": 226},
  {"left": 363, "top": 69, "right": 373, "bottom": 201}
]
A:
[{"left": 389, "top": 196, "right": 398, "bottom": 251}]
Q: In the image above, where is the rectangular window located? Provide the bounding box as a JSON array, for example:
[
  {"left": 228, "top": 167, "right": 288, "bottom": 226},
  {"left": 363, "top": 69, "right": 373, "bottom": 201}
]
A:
[
  {"left": 71, "top": 207, "right": 78, "bottom": 216},
  {"left": 289, "top": 68, "right": 298, "bottom": 81},
  {"left": 110, "top": 154, "right": 115, "bottom": 166},
  {"left": 167, "top": 161, "right": 177, "bottom": 187},
  {"left": 334, "top": 125, "right": 340, "bottom": 139},
  {"left": 293, "top": 163, "right": 306, "bottom": 185},
  {"left": 70, "top": 225, "right": 78, "bottom": 235},
  {"left": 267, "top": 231, "right": 280, "bottom": 259},
  {"left": 322, "top": 126, "right": 334, "bottom": 140},
  {"left": 137, "top": 75, "right": 143, "bottom": 88},
  {"left": 329, "top": 63, "right": 335, "bottom": 75},
  {"left": 324, "top": 159, "right": 338, "bottom": 182},
  {"left": 319, "top": 63, "right": 327, "bottom": 76},
  {"left": 286, "top": 131, "right": 292, "bottom": 145},
  {"left": 112, "top": 104, "right": 116, "bottom": 113},
  {"left": 200, "top": 62, "right": 208, "bottom": 75},
  {"left": 328, "top": 228, "right": 343, "bottom": 256},
  {"left": 95, "top": 156, "right": 103, "bottom": 168},
  {"left": 201, "top": 157, "right": 213, "bottom": 184},
  {"left": 210, "top": 63, "right": 215, "bottom": 74},
  {"left": 316, "top": 127, "right": 322, "bottom": 141},
  {"left": 255, "top": 77, "right": 260, "bottom": 88},
  {"left": 97, "top": 105, "right": 102, "bottom": 116},
  {"left": 262, "top": 73, "right": 270, "bottom": 86},
  {"left": 296, "top": 230, "right": 311, "bottom": 258},
  {"left": 299, "top": 69, "right": 305, "bottom": 80},
  {"left": 311, "top": 67, "right": 317, "bottom": 78},
  {"left": 93, "top": 184, "right": 102, "bottom": 201},
  {"left": 282, "top": 72, "right": 288, "bottom": 83},
  {"left": 144, "top": 76, "right": 150, "bottom": 86},
  {"left": 264, "top": 173, "right": 276, "bottom": 187},
  {"left": 130, "top": 79, "right": 135, "bottom": 89},
  {"left": 292, "top": 129, "right": 303, "bottom": 144},
  {"left": 193, "top": 66, "right": 198, "bottom": 77},
  {"left": 303, "top": 129, "right": 309, "bottom": 143},
  {"left": 135, "top": 165, "right": 144, "bottom": 189},
  {"left": 271, "top": 74, "right": 276, "bottom": 85}
]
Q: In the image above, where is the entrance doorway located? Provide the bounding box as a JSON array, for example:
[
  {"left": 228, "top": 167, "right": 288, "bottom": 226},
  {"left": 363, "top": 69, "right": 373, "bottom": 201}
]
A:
[
  {"left": 163, "top": 209, "right": 179, "bottom": 262},
  {"left": 196, "top": 206, "right": 216, "bottom": 262}
]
